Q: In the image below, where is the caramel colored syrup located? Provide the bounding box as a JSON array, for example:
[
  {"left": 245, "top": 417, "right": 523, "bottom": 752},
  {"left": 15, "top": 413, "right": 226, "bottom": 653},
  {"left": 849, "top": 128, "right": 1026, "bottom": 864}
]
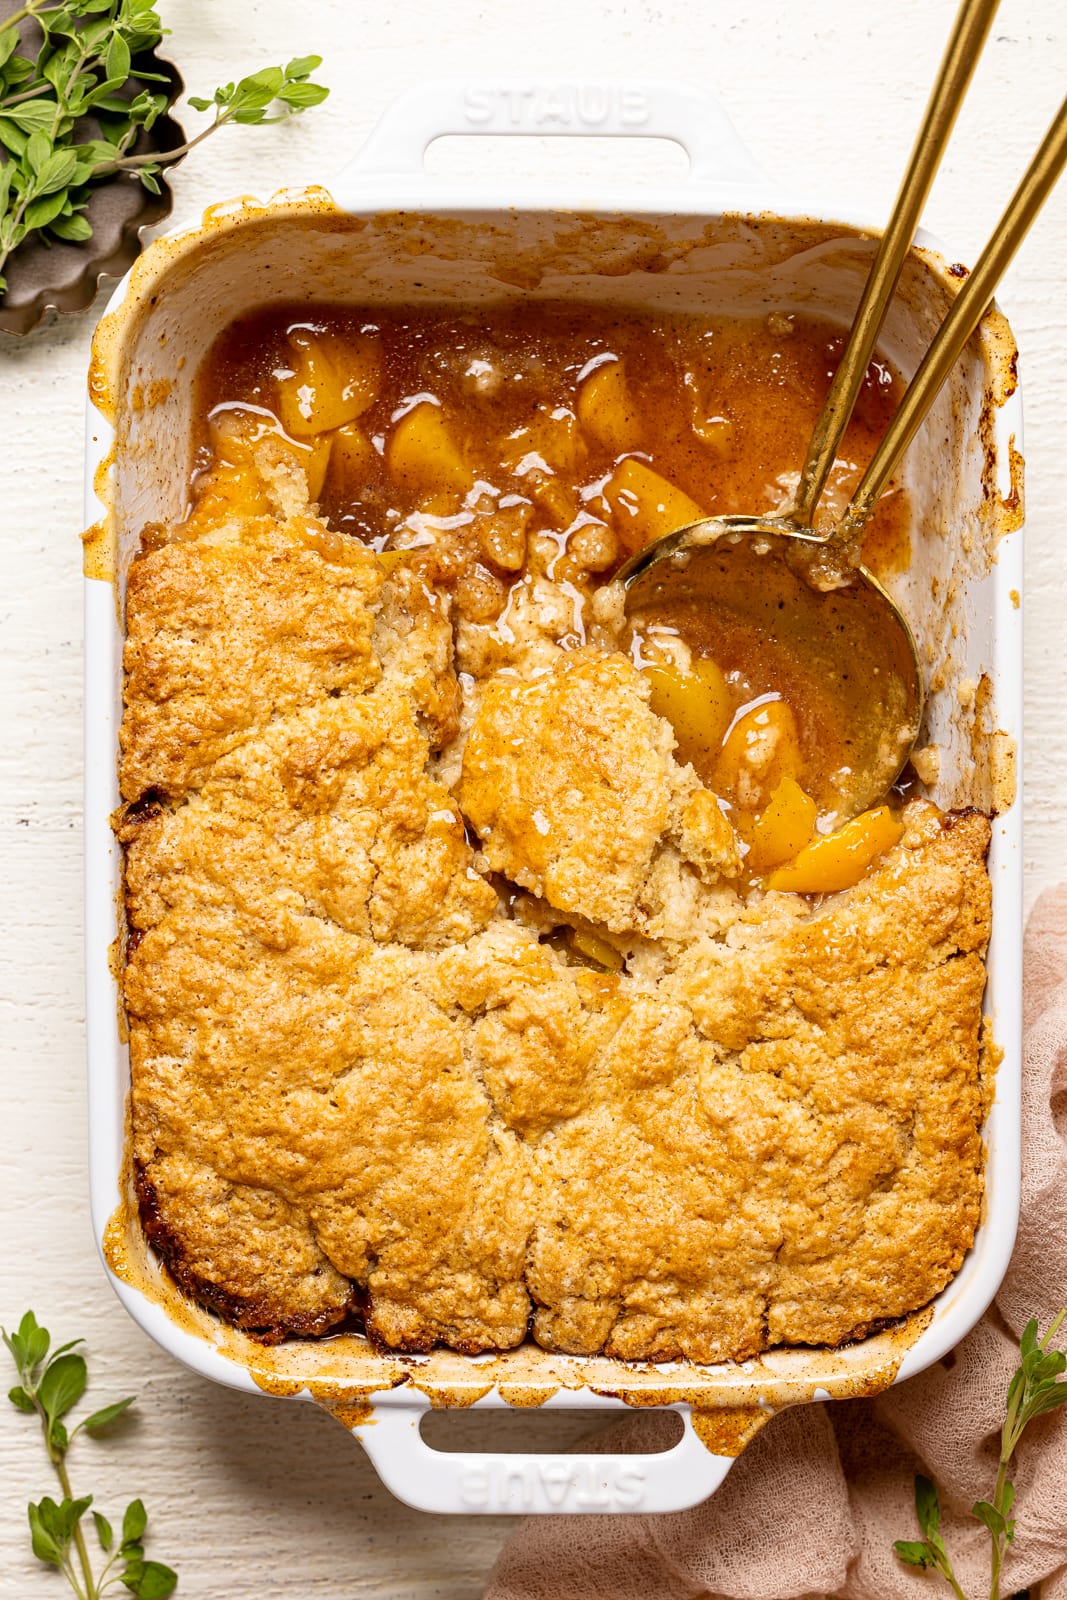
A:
[{"left": 196, "top": 301, "right": 907, "bottom": 579}]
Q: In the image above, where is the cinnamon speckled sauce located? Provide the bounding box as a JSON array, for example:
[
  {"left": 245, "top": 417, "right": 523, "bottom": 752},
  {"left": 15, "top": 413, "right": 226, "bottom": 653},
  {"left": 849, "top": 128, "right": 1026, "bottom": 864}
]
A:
[{"left": 83, "top": 81, "right": 1023, "bottom": 1516}]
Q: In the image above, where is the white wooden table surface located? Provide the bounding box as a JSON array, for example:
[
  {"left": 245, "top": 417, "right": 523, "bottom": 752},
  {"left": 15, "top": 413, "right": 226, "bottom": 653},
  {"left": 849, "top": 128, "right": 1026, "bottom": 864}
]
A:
[{"left": 2, "top": 1, "right": 1065, "bottom": 1594}]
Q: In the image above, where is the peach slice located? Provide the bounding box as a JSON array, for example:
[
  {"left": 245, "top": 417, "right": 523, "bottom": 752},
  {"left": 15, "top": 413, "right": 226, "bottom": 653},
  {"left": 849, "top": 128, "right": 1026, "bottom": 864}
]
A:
[
  {"left": 643, "top": 659, "right": 732, "bottom": 774},
  {"left": 577, "top": 360, "right": 643, "bottom": 454},
  {"left": 387, "top": 402, "right": 472, "bottom": 494},
  {"left": 765, "top": 805, "right": 903, "bottom": 894},
  {"left": 275, "top": 329, "right": 382, "bottom": 438},
  {"left": 603, "top": 458, "right": 705, "bottom": 553}
]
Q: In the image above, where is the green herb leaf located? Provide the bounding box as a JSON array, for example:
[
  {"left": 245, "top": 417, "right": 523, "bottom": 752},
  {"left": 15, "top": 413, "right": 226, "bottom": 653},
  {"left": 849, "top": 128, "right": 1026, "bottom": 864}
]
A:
[
  {"left": 48, "top": 1339, "right": 86, "bottom": 1362},
  {"left": 8, "top": 1384, "right": 36, "bottom": 1412},
  {"left": 104, "top": 30, "right": 130, "bottom": 83},
  {"left": 27, "top": 1501, "right": 64, "bottom": 1567},
  {"left": 37, "top": 1352, "right": 87, "bottom": 1437},
  {"left": 25, "top": 127, "right": 51, "bottom": 174},
  {"left": 894, "top": 1538, "right": 935, "bottom": 1569},
  {"left": 20, "top": 1311, "right": 49, "bottom": 1367},
  {"left": 81, "top": 1395, "right": 135, "bottom": 1432},
  {"left": 236, "top": 65, "right": 284, "bottom": 98},
  {"left": 1, "top": 53, "right": 36, "bottom": 89},
  {"left": 34, "top": 1495, "right": 63, "bottom": 1537},
  {"left": 0, "top": 25, "right": 20, "bottom": 71},
  {"left": 973, "top": 1498, "right": 1007, "bottom": 1539},
  {"left": 79, "top": 136, "right": 124, "bottom": 165},
  {"left": 285, "top": 54, "right": 322, "bottom": 78},
  {"left": 93, "top": 1509, "right": 114, "bottom": 1551},
  {"left": 122, "top": 1498, "right": 148, "bottom": 1544},
  {"left": 3, "top": 1311, "right": 30, "bottom": 1351},
  {"left": 89, "top": 88, "right": 135, "bottom": 112},
  {"left": 123, "top": 1561, "right": 178, "bottom": 1599},
  {"left": 0, "top": 118, "right": 29, "bottom": 157},
  {"left": 914, "top": 1474, "right": 940, "bottom": 1539},
  {"left": 1023, "top": 1381, "right": 1067, "bottom": 1420},
  {"left": 42, "top": 45, "right": 74, "bottom": 93},
  {"left": 277, "top": 81, "right": 329, "bottom": 110},
  {"left": 5, "top": 99, "right": 59, "bottom": 131},
  {"left": 59, "top": 1495, "right": 93, "bottom": 1538},
  {"left": 36, "top": 146, "right": 79, "bottom": 194}
]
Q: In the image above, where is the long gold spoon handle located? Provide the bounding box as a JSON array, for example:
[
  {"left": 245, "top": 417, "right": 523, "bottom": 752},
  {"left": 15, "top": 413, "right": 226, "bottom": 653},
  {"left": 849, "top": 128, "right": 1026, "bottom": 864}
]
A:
[
  {"left": 791, "top": 0, "right": 1000, "bottom": 528},
  {"left": 840, "top": 93, "right": 1067, "bottom": 537}
]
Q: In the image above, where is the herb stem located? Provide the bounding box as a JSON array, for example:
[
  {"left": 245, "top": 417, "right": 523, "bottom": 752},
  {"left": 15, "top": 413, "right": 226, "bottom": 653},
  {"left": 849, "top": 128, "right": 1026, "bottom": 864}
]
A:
[
  {"left": 1041, "top": 1310, "right": 1066, "bottom": 1350},
  {"left": 987, "top": 1456, "right": 1010, "bottom": 1600},
  {"left": 101, "top": 107, "right": 230, "bottom": 171},
  {"left": 0, "top": 0, "right": 48, "bottom": 36},
  {"left": 0, "top": 0, "right": 70, "bottom": 38},
  {"left": 54, "top": 1453, "right": 97, "bottom": 1600},
  {"left": 0, "top": 186, "right": 30, "bottom": 277},
  {"left": 1, "top": 83, "right": 42, "bottom": 107}
]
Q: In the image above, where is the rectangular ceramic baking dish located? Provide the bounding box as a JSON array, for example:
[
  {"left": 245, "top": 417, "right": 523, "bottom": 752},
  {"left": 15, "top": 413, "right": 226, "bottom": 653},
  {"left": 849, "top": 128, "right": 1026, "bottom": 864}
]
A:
[{"left": 84, "top": 79, "right": 1024, "bottom": 1516}]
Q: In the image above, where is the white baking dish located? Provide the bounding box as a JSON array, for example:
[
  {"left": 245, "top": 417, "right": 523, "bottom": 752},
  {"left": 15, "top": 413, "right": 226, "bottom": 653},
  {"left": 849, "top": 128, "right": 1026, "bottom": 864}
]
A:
[{"left": 84, "top": 80, "right": 1024, "bottom": 1516}]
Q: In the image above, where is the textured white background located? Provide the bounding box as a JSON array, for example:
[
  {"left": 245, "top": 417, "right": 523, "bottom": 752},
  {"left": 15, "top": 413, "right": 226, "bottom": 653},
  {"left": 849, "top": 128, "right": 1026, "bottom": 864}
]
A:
[{"left": 1, "top": 0, "right": 1065, "bottom": 1595}]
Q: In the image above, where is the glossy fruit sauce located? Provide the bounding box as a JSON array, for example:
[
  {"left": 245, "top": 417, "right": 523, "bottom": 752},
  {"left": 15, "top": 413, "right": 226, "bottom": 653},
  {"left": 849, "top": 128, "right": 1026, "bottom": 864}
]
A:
[{"left": 188, "top": 303, "right": 913, "bottom": 892}]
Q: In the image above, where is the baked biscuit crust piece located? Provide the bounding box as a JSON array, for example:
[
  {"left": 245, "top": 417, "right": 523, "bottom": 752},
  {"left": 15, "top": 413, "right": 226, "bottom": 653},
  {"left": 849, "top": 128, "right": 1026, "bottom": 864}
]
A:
[
  {"left": 120, "top": 517, "right": 383, "bottom": 803},
  {"left": 457, "top": 652, "right": 741, "bottom": 935},
  {"left": 120, "top": 505, "right": 993, "bottom": 1358}
]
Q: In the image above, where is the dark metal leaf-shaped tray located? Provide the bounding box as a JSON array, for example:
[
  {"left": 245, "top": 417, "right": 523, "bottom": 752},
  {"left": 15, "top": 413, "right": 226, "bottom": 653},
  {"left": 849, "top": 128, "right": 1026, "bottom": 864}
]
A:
[{"left": 0, "top": 0, "right": 186, "bottom": 338}]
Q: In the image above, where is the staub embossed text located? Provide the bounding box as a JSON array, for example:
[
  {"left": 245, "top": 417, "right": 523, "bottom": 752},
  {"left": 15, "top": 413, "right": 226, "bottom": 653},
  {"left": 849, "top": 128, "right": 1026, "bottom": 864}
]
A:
[
  {"left": 458, "top": 1458, "right": 646, "bottom": 1513},
  {"left": 462, "top": 85, "right": 650, "bottom": 131}
]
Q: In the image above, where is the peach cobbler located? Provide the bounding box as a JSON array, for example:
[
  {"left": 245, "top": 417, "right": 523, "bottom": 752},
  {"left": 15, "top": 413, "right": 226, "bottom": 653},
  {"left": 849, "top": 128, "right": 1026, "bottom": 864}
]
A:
[{"left": 117, "top": 304, "right": 991, "bottom": 1355}]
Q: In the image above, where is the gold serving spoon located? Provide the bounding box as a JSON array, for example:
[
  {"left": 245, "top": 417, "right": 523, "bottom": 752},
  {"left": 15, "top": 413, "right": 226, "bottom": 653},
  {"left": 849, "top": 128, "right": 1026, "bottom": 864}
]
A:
[{"left": 617, "top": 0, "right": 1067, "bottom": 821}]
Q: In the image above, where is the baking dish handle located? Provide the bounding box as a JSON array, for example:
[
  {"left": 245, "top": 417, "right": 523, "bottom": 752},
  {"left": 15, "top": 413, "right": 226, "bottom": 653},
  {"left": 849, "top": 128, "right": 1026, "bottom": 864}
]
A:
[
  {"left": 345, "top": 1403, "right": 736, "bottom": 1515},
  {"left": 344, "top": 79, "right": 773, "bottom": 190}
]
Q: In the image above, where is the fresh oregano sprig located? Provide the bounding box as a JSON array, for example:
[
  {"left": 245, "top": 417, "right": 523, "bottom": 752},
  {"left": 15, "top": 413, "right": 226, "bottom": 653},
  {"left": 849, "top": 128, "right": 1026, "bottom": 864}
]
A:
[
  {"left": 894, "top": 1311, "right": 1067, "bottom": 1600},
  {"left": 4, "top": 1310, "right": 176, "bottom": 1599},
  {"left": 0, "top": 0, "right": 328, "bottom": 297}
]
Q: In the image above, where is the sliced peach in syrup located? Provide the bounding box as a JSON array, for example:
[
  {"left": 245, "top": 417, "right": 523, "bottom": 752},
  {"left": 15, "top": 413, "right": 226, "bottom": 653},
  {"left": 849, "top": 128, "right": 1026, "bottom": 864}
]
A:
[
  {"left": 326, "top": 421, "right": 378, "bottom": 500},
  {"left": 275, "top": 329, "right": 382, "bottom": 438},
  {"left": 765, "top": 805, "right": 903, "bottom": 894},
  {"left": 577, "top": 360, "right": 643, "bottom": 455},
  {"left": 603, "top": 458, "right": 705, "bottom": 554},
  {"left": 713, "top": 699, "right": 803, "bottom": 812},
  {"left": 387, "top": 403, "right": 472, "bottom": 494},
  {"left": 744, "top": 777, "right": 818, "bottom": 873},
  {"left": 643, "top": 659, "right": 732, "bottom": 774}
]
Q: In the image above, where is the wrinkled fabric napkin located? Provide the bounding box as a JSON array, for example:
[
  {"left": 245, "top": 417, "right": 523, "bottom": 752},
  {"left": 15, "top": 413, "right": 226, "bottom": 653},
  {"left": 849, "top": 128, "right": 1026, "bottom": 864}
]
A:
[{"left": 487, "top": 888, "right": 1067, "bottom": 1600}]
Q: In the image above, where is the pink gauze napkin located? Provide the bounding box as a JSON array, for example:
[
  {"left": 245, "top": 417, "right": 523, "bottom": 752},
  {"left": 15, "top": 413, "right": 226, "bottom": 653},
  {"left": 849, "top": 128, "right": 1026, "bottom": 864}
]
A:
[{"left": 486, "top": 887, "right": 1067, "bottom": 1600}]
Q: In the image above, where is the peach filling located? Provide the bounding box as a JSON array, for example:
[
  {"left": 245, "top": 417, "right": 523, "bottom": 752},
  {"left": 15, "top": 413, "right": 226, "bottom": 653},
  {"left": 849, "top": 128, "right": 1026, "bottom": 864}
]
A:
[{"left": 189, "top": 305, "right": 914, "bottom": 899}]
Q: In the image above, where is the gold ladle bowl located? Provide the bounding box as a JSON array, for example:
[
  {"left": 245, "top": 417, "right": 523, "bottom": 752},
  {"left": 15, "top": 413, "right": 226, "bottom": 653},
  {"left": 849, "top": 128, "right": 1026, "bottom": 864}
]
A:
[
  {"left": 621, "top": 518, "right": 920, "bottom": 821},
  {"left": 617, "top": 0, "right": 1067, "bottom": 820}
]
